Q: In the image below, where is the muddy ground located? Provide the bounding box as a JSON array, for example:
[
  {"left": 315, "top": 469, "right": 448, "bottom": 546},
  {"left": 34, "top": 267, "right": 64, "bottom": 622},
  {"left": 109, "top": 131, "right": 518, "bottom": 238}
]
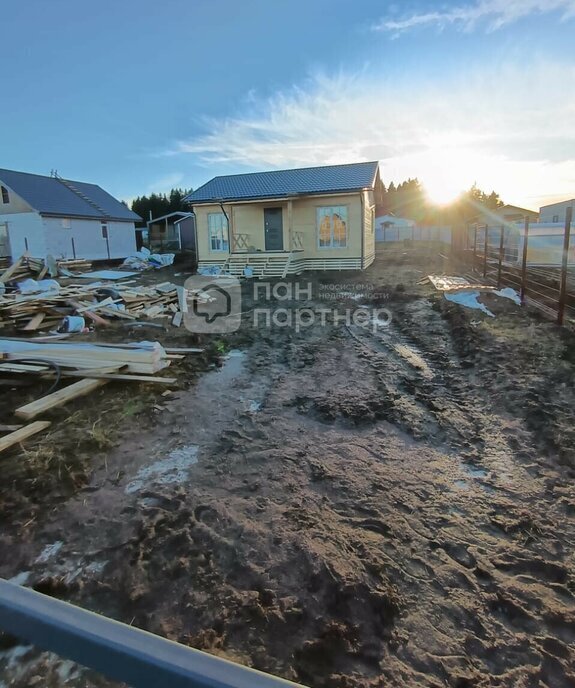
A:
[{"left": 1, "top": 247, "right": 575, "bottom": 687}]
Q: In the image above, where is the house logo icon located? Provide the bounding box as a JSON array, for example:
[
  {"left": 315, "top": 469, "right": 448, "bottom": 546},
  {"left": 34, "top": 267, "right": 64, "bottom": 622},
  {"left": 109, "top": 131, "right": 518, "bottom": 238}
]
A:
[{"left": 184, "top": 275, "right": 241, "bottom": 333}]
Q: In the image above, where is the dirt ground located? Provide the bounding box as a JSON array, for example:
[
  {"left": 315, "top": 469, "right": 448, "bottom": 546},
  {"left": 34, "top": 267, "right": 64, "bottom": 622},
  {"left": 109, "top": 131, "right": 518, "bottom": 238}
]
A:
[{"left": 1, "top": 247, "right": 575, "bottom": 687}]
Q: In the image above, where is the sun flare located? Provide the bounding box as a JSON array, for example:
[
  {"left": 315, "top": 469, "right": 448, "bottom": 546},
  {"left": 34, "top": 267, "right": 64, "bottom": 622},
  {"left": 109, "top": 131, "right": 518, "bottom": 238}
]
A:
[{"left": 424, "top": 177, "right": 464, "bottom": 206}]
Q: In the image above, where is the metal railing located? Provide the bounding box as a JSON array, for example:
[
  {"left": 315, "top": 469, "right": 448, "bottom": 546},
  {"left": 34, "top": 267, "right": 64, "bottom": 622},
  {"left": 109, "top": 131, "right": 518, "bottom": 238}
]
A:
[{"left": 0, "top": 579, "right": 306, "bottom": 688}]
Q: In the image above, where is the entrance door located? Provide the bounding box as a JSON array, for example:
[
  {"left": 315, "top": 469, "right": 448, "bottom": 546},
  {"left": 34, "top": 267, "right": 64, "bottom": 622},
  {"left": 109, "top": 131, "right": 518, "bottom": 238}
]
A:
[
  {"left": 264, "top": 208, "right": 284, "bottom": 251},
  {"left": 0, "top": 223, "right": 11, "bottom": 258}
]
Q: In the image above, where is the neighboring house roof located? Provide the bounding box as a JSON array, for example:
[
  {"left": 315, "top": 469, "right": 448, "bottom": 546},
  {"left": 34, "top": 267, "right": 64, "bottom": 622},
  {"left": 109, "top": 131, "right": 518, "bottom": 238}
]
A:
[
  {"left": 147, "top": 211, "right": 194, "bottom": 227},
  {"left": 469, "top": 204, "right": 538, "bottom": 223},
  {"left": 495, "top": 204, "right": 538, "bottom": 215},
  {"left": 185, "top": 161, "right": 380, "bottom": 204},
  {"left": 0, "top": 168, "right": 141, "bottom": 222}
]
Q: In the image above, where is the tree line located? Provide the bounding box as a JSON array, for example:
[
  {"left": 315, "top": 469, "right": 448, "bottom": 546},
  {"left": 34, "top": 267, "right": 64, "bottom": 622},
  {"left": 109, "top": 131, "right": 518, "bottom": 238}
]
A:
[
  {"left": 129, "top": 179, "right": 503, "bottom": 228},
  {"left": 377, "top": 178, "right": 503, "bottom": 225},
  {"left": 130, "top": 188, "right": 192, "bottom": 227}
]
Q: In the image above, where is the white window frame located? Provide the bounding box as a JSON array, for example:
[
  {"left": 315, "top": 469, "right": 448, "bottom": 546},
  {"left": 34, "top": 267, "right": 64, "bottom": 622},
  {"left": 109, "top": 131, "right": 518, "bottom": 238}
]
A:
[
  {"left": 208, "top": 212, "right": 229, "bottom": 252},
  {"left": 317, "top": 206, "right": 348, "bottom": 249},
  {"left": 61, "top": 218, "right": 71, "bottom": 229},
  {"left": 1, "top": 186, "right": 9, "bottom": 204}
]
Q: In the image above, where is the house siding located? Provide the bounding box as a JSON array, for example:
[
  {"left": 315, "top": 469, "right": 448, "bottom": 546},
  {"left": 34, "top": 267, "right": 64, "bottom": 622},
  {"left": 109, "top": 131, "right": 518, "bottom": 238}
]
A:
[
  {"left": 195, "top": 192, "right": 364, "bottom": 264},
  {"left": 362, "top": 190, "right": 375, "bottom": 268},
  {"left": 0, "top": 211, "right": 46, "bottom": 257},
  {"left": 43, "top": 217, "right": 137, "bottom": 260},
  {"left": 0, "top": 186, "right": 34, "bottom": 214},
  {"left": 539, "top": 200, "right": 575, "bottom": 224}
]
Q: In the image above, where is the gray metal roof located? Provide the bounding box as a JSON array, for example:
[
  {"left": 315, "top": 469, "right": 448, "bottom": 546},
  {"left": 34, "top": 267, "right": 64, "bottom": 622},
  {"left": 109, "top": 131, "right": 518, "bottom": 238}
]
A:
[
  {"left": 0, "top": 168, "right": 141, "bottom": 222},
  {"left": 185, "top": 161, "right": 379, "bottom": 204}
]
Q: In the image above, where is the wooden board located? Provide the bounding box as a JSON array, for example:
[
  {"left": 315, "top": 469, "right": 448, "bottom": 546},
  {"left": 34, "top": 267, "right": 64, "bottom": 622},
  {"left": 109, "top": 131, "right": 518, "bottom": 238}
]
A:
[
  {"left": 0, "top": 421, "right": 51, "bottom": 453},
  {"left": 0, "top": 255, "right": 26, "bottom": 283},
  {"left": 21, "top": 312, "right": 46, "bottom": 331},
  {"left": 15, "top": 379, "right": 109, "bottom": 420}
]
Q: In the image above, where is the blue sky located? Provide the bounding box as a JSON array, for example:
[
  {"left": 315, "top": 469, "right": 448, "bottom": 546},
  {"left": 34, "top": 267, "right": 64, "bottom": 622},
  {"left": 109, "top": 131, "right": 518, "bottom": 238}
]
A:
[{"left": 2, "top": 0, "right": 575, "bottom": 209}]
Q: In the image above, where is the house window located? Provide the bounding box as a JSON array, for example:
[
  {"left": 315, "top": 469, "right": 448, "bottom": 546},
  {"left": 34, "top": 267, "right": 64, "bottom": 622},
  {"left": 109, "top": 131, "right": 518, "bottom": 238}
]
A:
[
  {"left": 1, "top": 186, "right": 9, "bottom": 204},
  {"left": 101, "top": 223, "right": 108, "bottom": 239},
  {"left": 208, "top": 213, "right": 229, "bottom": 252},
  {"left": 553, "top": 215, "right": 559, "bottom": 222},
  {"left": 317, "top": 206, "right": 348, "bottom": 248},
  {"left": 61, "top": 218, "right": 71, "bottom": 229}
]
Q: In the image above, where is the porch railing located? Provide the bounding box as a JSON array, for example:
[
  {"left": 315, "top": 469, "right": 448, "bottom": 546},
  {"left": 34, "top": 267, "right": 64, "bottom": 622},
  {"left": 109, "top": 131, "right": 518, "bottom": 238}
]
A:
[
  {"left": 291, "top": 232, "right": 304, "bottom": 250},
  {"left": 232, "top": 233, "right": 251, "bottom": 252}
]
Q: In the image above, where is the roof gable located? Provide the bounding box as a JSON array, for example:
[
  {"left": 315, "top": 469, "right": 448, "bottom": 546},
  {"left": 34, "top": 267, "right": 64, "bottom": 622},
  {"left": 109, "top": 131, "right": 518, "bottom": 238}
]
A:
[
  {"left": 0, "top": 169, "right": 141, "bottom": 222},
  {"left": 185, "top": 161, "right": 379, "bottom": 204}
]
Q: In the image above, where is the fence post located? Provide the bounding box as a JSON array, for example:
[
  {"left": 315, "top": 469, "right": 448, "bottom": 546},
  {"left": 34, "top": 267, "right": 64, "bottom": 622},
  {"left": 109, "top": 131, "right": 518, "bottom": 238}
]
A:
[
  {"left": 497, "top": 225, "right": 505, "bottom": 288},
  {"left": 520, "top": 216, "right": 530, "bottom": 304},
  {"left": 558, "top": 206, "right": 573, "bottom": 326},
  {"left": 473, "top": 225, "right": 477, "bottom": 272},
  {"left": 483, "top": 224, "right": 488, "bottom": 278}
]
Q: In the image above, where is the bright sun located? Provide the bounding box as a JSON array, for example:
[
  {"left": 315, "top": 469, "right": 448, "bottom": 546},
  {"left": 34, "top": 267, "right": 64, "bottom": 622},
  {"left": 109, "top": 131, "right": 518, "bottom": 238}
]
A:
[{"left": 424, "top": 177, "right": 464, "bottom": 206}]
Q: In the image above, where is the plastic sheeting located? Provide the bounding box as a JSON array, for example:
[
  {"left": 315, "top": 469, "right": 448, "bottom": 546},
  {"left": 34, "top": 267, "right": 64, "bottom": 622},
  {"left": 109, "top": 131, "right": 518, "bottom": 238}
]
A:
[{"left": 444, "top": 290, "right": 495, "bottom": 317}]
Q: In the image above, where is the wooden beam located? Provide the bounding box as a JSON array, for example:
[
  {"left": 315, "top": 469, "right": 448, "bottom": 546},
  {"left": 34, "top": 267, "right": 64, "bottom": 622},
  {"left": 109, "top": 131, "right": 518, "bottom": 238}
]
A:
[
  {"left": 0, "top": 421, "right": 51, "bottom": 454},
  {"left": 0, "top": 254, "right": 27, "bottom": 283},
  {"left": 21, "top": 313, "right": 46, "bottom": 331},
  {"left": 15, "top": 379, "right": 109, "bottom": 420}
]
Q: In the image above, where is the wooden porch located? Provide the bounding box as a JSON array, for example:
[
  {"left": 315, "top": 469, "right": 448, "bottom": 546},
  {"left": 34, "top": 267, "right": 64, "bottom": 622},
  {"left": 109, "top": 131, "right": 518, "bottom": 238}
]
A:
[{"left": 231, "top": 230, "right": 305, "bottom": 253}]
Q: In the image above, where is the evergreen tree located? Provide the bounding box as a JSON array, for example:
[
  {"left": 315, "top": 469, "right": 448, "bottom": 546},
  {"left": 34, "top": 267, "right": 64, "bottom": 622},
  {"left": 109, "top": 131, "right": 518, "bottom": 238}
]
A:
[{"left": 130, "top": 188, "right": 192, "bottom": 227}]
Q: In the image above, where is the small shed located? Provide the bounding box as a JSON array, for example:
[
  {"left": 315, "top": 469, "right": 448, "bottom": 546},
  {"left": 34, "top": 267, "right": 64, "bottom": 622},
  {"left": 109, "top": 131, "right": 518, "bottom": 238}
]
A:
[{"left": 146, "top": 212, "right": 196, "bottom": 253}]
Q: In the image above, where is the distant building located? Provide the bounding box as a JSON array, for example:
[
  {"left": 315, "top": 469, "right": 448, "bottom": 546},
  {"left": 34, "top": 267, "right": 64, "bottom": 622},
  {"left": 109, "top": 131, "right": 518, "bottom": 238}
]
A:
[
  {"left": 146, "top": 212, "right": 196, "bottom": 254},
  {"left": 539, "top": 199, "right": 575, "bottom": 224},
  {"left": 375, "top": 214, "right": 415, "bottom": 242},
  {"left": 471, "top": 204, "right": 539, "bottom": 227},
  {"left": 0, "top": 168, "right": 141, "bottom": 261}
]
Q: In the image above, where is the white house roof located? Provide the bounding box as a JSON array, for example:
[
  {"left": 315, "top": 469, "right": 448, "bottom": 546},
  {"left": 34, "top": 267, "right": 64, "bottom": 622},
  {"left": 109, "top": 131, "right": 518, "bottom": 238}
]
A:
[{"left": 0, "top": 168, "right": 141, "bottom": 222}]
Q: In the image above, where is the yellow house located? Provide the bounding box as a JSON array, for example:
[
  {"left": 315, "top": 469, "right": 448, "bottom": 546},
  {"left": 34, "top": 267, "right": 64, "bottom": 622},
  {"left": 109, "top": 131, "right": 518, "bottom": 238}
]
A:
[{"left": 184, "top": 161, "right": 381, "bottom": 277}]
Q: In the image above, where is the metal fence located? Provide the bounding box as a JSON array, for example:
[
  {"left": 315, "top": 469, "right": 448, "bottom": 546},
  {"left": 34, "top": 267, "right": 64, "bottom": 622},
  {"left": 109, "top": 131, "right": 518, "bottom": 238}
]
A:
[
  {"left": 0, "top": 579, "right": 306, "bottom": 688},
  {"left": 460, "top": 208, "right": 575, "bottom": 325}
]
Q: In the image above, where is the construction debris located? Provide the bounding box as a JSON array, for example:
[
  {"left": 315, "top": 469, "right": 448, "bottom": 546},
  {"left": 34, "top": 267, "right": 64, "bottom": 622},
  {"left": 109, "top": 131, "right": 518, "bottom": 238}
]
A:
[
  {"left": 0, "top": 421, "right": 51, "bottom": 454},
  {"left": 426, "top": 275, "right": 496, "bottom": 291},
  {"left": 0, "top": 254, "right": 92, "bottom": 285},
  {"left": 0, "top": 339, "right": 173, "bottom": 374},
  {"left": 0, "top": 280, "right": 209, "bottom": 332},
  {"left": 0, "top": 338, "right": 204, "bottom": 449}
]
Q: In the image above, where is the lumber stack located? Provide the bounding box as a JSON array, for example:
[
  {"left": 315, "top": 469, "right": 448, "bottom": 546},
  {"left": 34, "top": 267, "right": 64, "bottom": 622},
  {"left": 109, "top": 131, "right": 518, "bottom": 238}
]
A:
[
  {"left": 0, "top": 339, "right": 172, "bottom": 374},
  {"left": 57, "top": 258, "right": 92, "bottom": 273},
  {"left": 0, "top": 279, "right": 211, "bottom": 332}
]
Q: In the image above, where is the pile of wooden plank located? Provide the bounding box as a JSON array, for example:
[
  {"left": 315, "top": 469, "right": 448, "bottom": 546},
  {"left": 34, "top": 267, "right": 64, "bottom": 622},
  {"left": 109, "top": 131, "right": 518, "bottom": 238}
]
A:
[
  {"left": 0, "top": 254, "right": 93, "bottom": 287},
  {"left": 0, "top": 279, "right": 211, "bottom": 332},
  {"left": 0, "top": 339, "right": 202, "bottom": 452},
  {"left": 56, "top": 258, "right": 92, "bottom": 273}
]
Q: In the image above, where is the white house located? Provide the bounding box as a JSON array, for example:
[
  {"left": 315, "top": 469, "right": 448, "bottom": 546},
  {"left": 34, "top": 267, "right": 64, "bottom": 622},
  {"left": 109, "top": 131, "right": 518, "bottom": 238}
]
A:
[
  {"left": 375, "top": 214, "right": 416, "bottom": 242},
  {"left": 539, "top": 199, "right": 575, "bottom": 224},
  {"left": 0, "top": 169, "right": 141, "bottom": 261}
]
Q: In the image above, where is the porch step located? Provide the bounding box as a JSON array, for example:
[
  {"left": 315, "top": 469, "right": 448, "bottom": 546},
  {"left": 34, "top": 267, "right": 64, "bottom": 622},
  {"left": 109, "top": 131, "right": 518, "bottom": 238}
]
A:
[{"left": 198, "top": 253, "right": 304, "bottom": 278}]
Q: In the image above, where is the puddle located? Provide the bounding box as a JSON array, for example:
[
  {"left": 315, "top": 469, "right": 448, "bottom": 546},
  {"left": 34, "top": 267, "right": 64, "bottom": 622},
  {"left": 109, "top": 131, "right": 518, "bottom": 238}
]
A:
[
  {"left": 461, "top": 463, "right": 488, "bottom": 479},
  {"left": 458, "top": 461, "right": 495, "bottom": 493},
  {"left": 226, "top": 349, "right": 245, "bottom": 359},
  {"left": 35, "top": 541, "right": 63, "bottom": 564},
  {"left": 125, "top": 444, "right": 199, "bottom": 494},
  {"left": 8, "top": 571, "right": 30, "bottom": 586}
]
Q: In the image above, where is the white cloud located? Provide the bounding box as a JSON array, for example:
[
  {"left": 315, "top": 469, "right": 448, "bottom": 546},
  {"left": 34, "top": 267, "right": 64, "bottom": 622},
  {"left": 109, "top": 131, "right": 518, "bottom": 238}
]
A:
[
  {"left": 373, "top": 0, "right": 575, "bottom": 33},
  {"left": 146, "top": 172, "right": 184, "bottom": 194},
  {"left": 170, "top": 62, "right": 575, "bottom": 209}
]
